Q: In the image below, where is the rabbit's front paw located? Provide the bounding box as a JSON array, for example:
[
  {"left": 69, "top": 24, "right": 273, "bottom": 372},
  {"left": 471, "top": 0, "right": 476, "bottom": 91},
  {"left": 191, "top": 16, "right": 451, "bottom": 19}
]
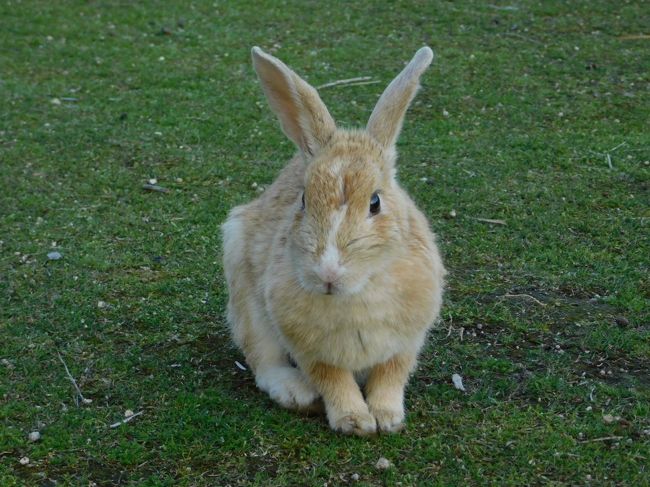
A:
[
  {"left": 369, "top": 405, "right": 405, "bottom": 433},
  {"left": 256, "top": 367, "right": 320, "bottom": 410},
  {"left": 330, "top": 410, "right": 377, "bottom": 436}
]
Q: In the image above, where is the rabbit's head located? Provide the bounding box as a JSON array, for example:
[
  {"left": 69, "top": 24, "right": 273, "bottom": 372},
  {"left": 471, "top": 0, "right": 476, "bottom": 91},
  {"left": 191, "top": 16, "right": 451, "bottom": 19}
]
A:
[{"left": 252, "top": 47, "right": 434, "bottom": 295}]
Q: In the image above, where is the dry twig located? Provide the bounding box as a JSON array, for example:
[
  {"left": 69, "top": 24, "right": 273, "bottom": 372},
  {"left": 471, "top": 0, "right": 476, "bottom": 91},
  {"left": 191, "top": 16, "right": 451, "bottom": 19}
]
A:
[
  {"left": 488, "top": 4, "right": 519, "bottom": 10},
  {"left": 142, "top": 183, "right": 169, "bottom": 193},
  {"left": 57, "top": 352, "right": 91, "bottom": 406},
  {"left": 502, "top": 294, "right": 547, "bottom": 306},
  {"left": 579, "top": 435, "right": 623, "bottom": 443},
  {"left": 317, "top": 76, "right": 375, "bottom": 89},
  {"left": 471, "top": 217, "right": 507, "bottom": 226},
  {"left": 619, "top": 34, "right": 650, "bottom": 40},
  {"left": 590, "top": 141, "right": 626, "bottom": 170},
  {"left": 109, "top": 411, "right": 144, "bottom": 429}
]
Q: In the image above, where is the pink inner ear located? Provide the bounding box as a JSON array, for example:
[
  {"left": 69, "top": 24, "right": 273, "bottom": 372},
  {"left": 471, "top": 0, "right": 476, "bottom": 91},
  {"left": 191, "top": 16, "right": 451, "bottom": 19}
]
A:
[
  {"left": 254, "top": 54, "right": 306, "bottom": 151},
  {"left": 253, "top": 48, "right": 336, "bottom": 157},
  {"left": 367, "top": 47, "right": 433, "bottom": 149}
]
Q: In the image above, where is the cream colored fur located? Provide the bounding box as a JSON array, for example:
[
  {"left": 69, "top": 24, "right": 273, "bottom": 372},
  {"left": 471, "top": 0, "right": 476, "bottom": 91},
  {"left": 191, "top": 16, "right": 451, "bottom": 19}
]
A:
[{"left": 222, "top": 46, "right": 445, "bottom": 435}]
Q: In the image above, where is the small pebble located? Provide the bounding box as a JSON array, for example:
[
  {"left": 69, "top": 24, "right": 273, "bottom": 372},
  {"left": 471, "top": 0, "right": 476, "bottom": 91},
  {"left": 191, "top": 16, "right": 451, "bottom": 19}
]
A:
[
  {"left": 375, "top": 457, "right": 392, "bottom": 470},
  {"left": 124, "top": 409, "right": 134, "bottom": 418},
  {"left": 449, "top": 209, "right": 457, "bottom": 218},
  {"left": 19, "top": 456, "right": 30, "bottom": 465},
  {"left": 148, "top": 178, "right": 158, "bottom": 185},
  {"left": 47, "top": 251, "right": 62, "bottom": 260},
  {"left": 602, "top": 414, "right": 615, "bottom": 424},
  {"left": 97, "top": 300, "right": 107, "bottom": 308},
  {"left": 614, "top": 316, "right": 630, "bottom": 327},
  {"left": 351, "top": 473, "right": 360, "bottom": 481},
  {"left": 51, "top": 98, "right": 61, "bottom": 105},
  {"left": 28, "top": 431, "right": 41, "bottom": 442}
]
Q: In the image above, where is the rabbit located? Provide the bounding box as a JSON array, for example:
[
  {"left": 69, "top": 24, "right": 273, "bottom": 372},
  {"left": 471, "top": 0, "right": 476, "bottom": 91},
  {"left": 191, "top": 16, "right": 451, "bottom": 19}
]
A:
[{"left": 222, "top": 46, "right": 445, "bottom": 435}]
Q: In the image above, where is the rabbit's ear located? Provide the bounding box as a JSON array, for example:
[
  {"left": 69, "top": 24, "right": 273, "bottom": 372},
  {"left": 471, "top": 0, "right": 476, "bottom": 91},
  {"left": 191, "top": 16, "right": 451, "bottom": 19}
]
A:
[
  {"left": 367, "top": 47, "right": 434, "bottom": 150},
  {"left": 252, "top": 47, "right": 336, "bottom": 157}
]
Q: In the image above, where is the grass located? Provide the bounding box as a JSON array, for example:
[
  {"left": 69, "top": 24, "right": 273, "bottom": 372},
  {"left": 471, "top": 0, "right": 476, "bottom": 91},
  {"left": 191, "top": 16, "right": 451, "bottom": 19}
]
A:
[{"left": 1, "top": 0, "right": 648, "bottom": 485}]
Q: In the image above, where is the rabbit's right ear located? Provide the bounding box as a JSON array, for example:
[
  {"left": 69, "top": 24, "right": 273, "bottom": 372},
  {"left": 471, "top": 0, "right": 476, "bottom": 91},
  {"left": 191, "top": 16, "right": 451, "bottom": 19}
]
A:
[
  {"left": 367, "top": 47, "right": 434, "bottom": 151},
  {"left": 252, "top": 47, "right": 336, "bottom": 157}
]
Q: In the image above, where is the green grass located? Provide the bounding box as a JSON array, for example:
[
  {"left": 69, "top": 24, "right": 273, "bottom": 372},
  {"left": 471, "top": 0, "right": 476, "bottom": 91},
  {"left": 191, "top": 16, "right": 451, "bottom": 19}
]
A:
[{"left": 1, "top": 0, "right": 648, "bottom": 485}]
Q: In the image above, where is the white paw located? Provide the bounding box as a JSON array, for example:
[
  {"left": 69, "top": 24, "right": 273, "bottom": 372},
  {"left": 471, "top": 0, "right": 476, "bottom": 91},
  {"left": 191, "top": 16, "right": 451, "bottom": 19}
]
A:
[
  {"left": 370, "top": 406, "right": 405, "bottom": 433},
  {"left": 329, "top": 410, "right": 377, "bottom": 436},
  {"left": 256, "top": 367, "right": 320, "bottom": 410}
]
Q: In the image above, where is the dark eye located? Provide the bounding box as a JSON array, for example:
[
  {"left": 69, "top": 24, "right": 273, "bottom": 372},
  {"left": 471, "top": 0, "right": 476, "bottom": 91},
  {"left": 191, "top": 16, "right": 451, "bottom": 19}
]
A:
[
  {"left": 301, "top": 192, "right": 305, "bottom": 210},
  {"left": 369, "top": 191, "right": 380, "bottom": 216}
]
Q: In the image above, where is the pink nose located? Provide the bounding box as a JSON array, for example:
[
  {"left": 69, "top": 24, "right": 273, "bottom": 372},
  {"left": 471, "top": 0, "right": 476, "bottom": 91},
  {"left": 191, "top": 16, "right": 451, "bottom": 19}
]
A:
[{"left": 317, "top": 264, "right": 342, "bottom": 284}]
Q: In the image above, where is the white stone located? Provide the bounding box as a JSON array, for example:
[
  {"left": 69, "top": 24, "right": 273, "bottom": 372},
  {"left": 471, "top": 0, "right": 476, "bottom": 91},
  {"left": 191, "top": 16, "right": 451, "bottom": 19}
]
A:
[
  {"left": 452, "top": 373, "right": 466, "bottom": 392},
  {"left": 375, "top": 457, "right": 392, "bottom": 470}
]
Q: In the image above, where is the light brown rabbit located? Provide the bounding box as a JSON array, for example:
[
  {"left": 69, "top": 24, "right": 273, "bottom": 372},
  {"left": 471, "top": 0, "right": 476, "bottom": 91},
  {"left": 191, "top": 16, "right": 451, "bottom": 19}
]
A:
[{"left": 222, "top": 46, "right": 445, "bottom": 435}]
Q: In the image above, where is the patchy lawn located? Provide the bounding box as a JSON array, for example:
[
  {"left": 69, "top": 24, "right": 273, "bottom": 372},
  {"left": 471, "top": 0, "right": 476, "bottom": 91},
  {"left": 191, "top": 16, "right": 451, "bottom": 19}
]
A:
[{"left": 1, "top": 0, "right": 648, "bottom": 485}]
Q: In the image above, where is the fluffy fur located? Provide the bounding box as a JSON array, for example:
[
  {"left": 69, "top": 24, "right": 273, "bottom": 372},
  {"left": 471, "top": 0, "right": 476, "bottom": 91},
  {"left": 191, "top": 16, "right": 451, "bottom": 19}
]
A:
[{"left": 222, "top": 46, "right": 445, "bottom": 435}]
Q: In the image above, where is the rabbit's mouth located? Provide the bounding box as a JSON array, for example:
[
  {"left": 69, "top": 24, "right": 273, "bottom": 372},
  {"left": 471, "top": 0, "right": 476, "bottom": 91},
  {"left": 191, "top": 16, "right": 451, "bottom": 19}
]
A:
[
  {"left": 295, "top": 264, "right": 372, "bottom": 297},
  {"left": 296, "top": 271, "right": 344, "bottom": 296},
  {"left": 325, "top": 282, "right": 334, "bottom": 295},
  {"left": 308, "top": 277, "right": 340, "bottom": 296},
  {"left": 307, "top": 273, "right": 370, "bottom": 297}
]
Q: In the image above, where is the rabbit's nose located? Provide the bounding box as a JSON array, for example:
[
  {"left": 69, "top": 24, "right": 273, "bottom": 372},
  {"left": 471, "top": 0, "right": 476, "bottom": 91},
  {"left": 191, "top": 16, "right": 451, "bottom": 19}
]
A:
[
  {"left": 317, "top": 244, "right": 344, "bottom": 284},
  {"left": 318, "top": 264, "right": 343, "bottom": 284}
]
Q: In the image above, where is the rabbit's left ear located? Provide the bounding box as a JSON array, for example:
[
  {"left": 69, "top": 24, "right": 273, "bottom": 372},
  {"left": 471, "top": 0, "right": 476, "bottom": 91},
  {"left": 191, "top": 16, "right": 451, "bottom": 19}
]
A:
[
  {"left": 252, "top": 47, "right": 336, "bottom": 157},
  {"left": 367, "top": 47, "right": 434, "bottom": 150}
]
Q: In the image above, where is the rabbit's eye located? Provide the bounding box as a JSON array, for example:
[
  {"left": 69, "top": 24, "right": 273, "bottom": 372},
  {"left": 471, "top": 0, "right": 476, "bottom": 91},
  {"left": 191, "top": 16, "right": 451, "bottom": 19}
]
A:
[
  {"left": 369, "top": 191, "right": 380, "bottom": 216},
  {"left": 301, "top": 192, "right": 305, "bottom": 210}
]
